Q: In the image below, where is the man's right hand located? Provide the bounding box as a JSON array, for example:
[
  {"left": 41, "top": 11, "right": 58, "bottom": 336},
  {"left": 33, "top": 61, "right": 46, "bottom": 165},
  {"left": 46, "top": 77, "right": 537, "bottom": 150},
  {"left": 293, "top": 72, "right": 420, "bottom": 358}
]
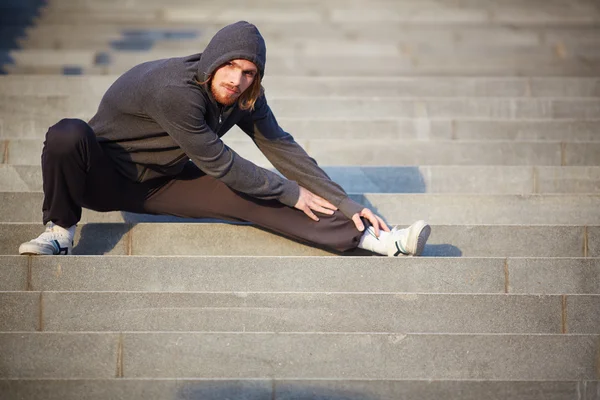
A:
[{"left": 294, "top": 186, "right": 338, "bottom": 222}]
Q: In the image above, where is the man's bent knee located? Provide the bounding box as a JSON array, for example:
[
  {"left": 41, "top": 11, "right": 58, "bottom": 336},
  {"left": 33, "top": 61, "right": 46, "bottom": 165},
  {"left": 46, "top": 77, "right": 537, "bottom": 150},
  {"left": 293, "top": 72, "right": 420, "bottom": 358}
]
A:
[{"left": 44, "top": 118, "right": 94, "bottom": 155}]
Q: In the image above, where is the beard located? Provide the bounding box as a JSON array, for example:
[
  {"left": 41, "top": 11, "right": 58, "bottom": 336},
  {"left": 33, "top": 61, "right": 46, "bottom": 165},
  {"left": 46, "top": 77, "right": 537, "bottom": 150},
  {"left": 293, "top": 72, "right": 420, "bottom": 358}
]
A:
[{"left": 211, "top": 82, "right": 240, "bottom": 106}]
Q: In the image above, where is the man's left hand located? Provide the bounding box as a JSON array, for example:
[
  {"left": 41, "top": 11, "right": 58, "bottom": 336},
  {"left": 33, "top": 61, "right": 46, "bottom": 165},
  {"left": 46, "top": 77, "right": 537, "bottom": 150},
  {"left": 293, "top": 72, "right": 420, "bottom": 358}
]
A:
[{"left": 351, "top": 208, "right": 390, "bottom": 237}]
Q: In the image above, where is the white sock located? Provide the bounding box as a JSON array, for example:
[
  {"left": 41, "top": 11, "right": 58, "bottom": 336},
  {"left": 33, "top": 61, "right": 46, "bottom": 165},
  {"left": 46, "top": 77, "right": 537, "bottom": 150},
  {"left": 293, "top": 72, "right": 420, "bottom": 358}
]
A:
[
  {"left": 49, "top": 222, "right": 76, "bottom": 239},
  {"left": 358, "top": 227, "right": 391, "bottom": 255}
]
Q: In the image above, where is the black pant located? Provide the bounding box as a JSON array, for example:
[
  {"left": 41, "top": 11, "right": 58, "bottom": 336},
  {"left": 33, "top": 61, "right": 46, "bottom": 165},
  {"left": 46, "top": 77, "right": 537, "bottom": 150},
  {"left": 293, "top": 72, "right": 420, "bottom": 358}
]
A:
[{"left": 41, "top": 118, "right": 363, "bottom": 252}]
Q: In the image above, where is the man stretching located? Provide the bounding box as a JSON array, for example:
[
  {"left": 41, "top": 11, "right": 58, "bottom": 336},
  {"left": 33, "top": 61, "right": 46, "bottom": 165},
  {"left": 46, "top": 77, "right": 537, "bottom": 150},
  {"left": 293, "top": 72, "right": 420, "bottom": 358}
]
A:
[{"left": 19, "top": 21, "right": 431, "bottom": 257}]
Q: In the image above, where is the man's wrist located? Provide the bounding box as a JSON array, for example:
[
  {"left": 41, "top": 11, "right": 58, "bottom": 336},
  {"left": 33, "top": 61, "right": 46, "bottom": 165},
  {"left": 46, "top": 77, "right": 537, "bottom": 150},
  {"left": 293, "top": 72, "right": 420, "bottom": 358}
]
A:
[
  {"left": 338, "top": 197, "right": 364, "bottom": 219},
  {"left": 278, "top": 180, "right": 300, "bottom": 207}
]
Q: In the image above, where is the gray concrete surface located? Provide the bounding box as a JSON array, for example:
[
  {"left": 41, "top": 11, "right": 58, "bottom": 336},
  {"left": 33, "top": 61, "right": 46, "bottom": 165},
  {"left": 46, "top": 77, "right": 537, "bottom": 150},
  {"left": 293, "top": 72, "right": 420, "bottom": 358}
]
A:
[
  {"left": 4, "top": 192, "right": 600, "bottom": 225},
  {"left": 0, "top": 223, "right": 593, "bottom": 257},
  {"left": 4, "top": 165, "right": 600, "bottom": 194},
  {"left": 1, "top": 76, "right": 599, "bottom": 97},
  {"left": 3, "top": 95, "right": 600, "bottom": 119},
  {"left": 0, "top": 379, "right": 597, "bottom": 400},
  {"left": 120, "top": 333, "right": 599, "bottom": 379},
  {"left": 39, "top": 292, "right": 563, "bottom": 333},
  {"left": 7, "top": 138, "right": 600, "bottom": 166}
]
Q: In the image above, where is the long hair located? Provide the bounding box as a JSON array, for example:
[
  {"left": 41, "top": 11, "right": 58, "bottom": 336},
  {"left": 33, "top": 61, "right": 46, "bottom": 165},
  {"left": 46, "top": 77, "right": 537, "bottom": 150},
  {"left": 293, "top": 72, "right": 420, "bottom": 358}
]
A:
[{"left": 196, "top": 72, "right": 263, "bottom": 111}]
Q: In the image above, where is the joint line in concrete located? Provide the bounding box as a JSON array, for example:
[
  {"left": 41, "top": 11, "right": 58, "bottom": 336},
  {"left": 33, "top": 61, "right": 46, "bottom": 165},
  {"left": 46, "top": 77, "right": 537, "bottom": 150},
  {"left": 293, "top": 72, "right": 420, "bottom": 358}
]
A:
[{"left": 561, "top": 295, "right": 567, "bottom": 334}]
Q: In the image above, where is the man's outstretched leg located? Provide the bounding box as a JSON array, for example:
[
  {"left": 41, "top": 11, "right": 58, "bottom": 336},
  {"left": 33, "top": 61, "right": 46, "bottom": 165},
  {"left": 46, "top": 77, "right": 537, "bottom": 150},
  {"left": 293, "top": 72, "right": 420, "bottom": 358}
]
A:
[
  {"left": 19, "top": 119, "right": 102, "bottom": 255},
  {"left": 141, "top": 163, "right": 430, "bottom": 256}
]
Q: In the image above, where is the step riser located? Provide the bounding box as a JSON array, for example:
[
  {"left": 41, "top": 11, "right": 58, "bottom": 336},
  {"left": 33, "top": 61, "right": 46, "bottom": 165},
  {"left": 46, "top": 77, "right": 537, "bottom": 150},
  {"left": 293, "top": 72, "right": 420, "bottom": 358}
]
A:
[
  {"left": 3, "top": 165, "right": 600, "bottom": 194},
  {"left": 3, "top": 193, "right": 600, "bottom": 225},
  {"left": 3, "top": 119, "right": 600, "bottom": 141},
  {"left": 7, "top": 63, "right": 599, "bottom": 77},
  {"left": 1, "top": 333, "right": 597, "bottom": 379},
  {"left": 3, "top": 97, "right": 600, "bottom": 119},
  {"left": 2, "top": 291, "right": 598, "bottom": 334},
  {"left": 1, "top": 76, "right": 599, "bottom": 97},
  {"left": 4, "top": 139, "right": 600, "bottom": 167},
  {"left": 0, "top": 379, "right": 597, "bottom": 400},
  {"left": 1, "top": 224, "right": 597, "bottom": 257},
  {"left": 3, "top": 256, "right": 599, "bottom": 295}
]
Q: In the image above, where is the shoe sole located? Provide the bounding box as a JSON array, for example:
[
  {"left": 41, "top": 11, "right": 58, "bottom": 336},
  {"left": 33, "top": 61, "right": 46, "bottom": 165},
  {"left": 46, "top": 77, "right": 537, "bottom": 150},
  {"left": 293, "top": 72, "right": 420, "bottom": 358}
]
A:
[
  {"left": 406, "top": 220, "right": 431, "bottom": 256},
  {"left": 19, "top": 242, "right": 57, "bottom": 256}
]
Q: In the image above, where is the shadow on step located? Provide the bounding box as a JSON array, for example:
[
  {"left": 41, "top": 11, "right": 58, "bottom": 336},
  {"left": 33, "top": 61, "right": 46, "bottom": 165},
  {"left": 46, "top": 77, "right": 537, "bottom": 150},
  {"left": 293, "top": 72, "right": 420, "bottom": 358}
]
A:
[
  {"left": 177, "top": 382, "right": 376, "bottom": 400},
  {"left": 0, "top": 0, "right": 45, "bottom": 74}
]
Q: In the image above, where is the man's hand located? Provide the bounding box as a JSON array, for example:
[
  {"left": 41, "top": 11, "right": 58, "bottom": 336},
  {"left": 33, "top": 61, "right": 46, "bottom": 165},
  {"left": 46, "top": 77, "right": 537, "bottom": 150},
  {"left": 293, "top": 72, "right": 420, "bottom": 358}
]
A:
[
  {"left": 294, "top": 186, "right": 338, "bottom": 221},
  {"left": 352, "top": 208, "right": 390, "bottom": 237}
]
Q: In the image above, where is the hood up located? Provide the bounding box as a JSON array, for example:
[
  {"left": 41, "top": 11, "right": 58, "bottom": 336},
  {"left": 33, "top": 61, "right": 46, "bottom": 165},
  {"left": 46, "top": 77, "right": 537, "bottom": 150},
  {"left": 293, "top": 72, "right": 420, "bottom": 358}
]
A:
[{"left": 197, "top": 21, "right": 266, "bottom": 82}]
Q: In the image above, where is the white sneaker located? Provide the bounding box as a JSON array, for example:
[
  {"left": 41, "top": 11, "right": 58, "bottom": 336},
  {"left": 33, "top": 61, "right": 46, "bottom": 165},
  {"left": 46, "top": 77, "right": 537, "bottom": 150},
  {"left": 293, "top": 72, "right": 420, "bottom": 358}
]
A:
[
  {"left": 19, "top": 222, "right": 75, "bottom": 255},
  {"left": 387, "top": 220, "right": 431, "bottom": 257}
]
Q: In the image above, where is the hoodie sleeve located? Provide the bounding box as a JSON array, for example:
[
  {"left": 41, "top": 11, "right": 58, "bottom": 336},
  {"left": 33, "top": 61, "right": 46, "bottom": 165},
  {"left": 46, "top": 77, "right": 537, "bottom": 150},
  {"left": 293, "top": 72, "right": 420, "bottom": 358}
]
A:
[
  {"left": 146, "top": 85, "right": 300, "bottom": 207},
  {"left": 237, "top": 95, "right": 364, "bottom": 219}
]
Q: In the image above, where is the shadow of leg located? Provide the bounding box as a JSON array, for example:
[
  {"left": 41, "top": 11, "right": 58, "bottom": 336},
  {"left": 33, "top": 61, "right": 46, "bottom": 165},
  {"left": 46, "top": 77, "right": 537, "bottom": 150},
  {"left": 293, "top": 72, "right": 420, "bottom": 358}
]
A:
[{"left": 73, "top": 222, "right": 133, "bottom": 255}]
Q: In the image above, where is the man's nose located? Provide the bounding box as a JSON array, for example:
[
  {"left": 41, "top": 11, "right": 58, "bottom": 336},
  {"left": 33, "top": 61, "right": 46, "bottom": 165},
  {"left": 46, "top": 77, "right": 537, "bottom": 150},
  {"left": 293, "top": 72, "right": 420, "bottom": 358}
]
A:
[{"left": 228, "top": 70, "right": 242, "bottom": 86}]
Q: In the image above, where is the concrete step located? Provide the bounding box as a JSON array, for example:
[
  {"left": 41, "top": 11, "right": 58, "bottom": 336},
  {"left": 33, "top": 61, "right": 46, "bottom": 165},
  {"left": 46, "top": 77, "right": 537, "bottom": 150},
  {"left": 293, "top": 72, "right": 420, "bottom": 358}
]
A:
[
  {"left": 1, "top": 223, "right": 596, "bottom": 257},
  {"left": 6, "top": 49, "right": 599, "bottom": 75},
  {"left": 2, "top": 291, "right": 597, "bottom": 333},
  {"left": 2, "top": 116, "right": 599, "bottom": 142},
  {"left": 3, "top": 95, "right": 600, "bottom": 120},
  {"left": 6, "top": 61, "right": 599, "bottom": 77},
  {"left": 15, "top": 28, "right": 600, "bottom": 53},
  {"left": 3, "top": 256, "right": 599, "bottom": 294},
  {"left": 3, "top": 192, "right": 600, "bottom": 225},
  {"left": 0, "top": 332, "right": 597, "bottom": 379},
  {"left": 1, "top": 379, "right": 598, "bottom": 400},
  {"left": 2, "top": 76, "right": 599, "bottom": 98},
  {"left": 21, "top": 23, "right": 600, "bottom": 49},
  {"left": 10, "top": 38, "right": 600, "bottom": 58},
  {"left": 32, "top": 4, "right": 600, "bottom": 25},
  {"left": 4, "top": 165, "right": 600, "bottom": 194},
  {"left": 5, "top": 138, "right": 600, "bottom": 167}
]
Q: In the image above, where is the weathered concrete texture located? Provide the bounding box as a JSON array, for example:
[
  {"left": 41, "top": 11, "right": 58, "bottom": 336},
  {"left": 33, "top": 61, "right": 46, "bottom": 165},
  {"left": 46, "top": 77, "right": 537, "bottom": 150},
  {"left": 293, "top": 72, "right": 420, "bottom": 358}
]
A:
[
  {"left": 123, "top": 333, "right": 599, "bottom": 379},
  {"left": 7, "top": 58, "right": 599, "bottom": 77},
  {"left": 2, "top": 76, "right": 600, "bottom": 97},
  {"left": 0, "top": 223, "right": 591, "bottom": 257},
  {"left": 10, "top": 164, "right": 600, "bottom": 195},
  {"left": 0, "top": 165, "right": 43, "bottom": 192},
  {"left": 0, "top": 379, "right": 273, "bottom": 400},
  {"left": 28, "top": 256, "right": 505, "bottom": 293},
  {"left": 536, "top": 167, "right": 600, "bottom": 193},
  {"left": 3, "top": 96, "right": 600, "bottom": 120},
  {"left": 0, "top": 379, "right": 597, "bottom": 400},
  {"left": 40, "top": 292, "right": 562, "bottom": 333},
  {"left": 0, "top": 333, "right": 119, "bottom": 378},
  {"left": 129, "top": 222, "right": 334, "bottom": 256},
  {"left": 274, "top": 380, "right": 600, "bottom": 400},
  {"left": 4, "top": 192, "right": 600, "bottom": 224},
  {"left": 298, "top": 140, "right": 565, "bottom": 166},
  {"left": 0, "top": 256, "right": 27, "bottom": 291},
  {"left": 448, "top": 120, "right": 600, "bottom": 142},
  {"left": 0, "top": 292, "right": 39, "bottom": 331},
  {"left": 589, "top": 226, "right": 600, "bottom": 257},
  {"left": 424, "top": 225, "right": 586, "bottom": 258},
  {"left": 360, "top": 193, "right": 600, "bottom": 225},
  {"left": 567, "top": 295, "right": 600, "bottom": 334},
  {"left": 508, "top": 258, "right": 600, "bottom": 294},
  {"left": 13, "top": 138, "right": 600, "bottom": 166},
  {"left": 3, "top": 117, "right": 600, "bottom": 142}
]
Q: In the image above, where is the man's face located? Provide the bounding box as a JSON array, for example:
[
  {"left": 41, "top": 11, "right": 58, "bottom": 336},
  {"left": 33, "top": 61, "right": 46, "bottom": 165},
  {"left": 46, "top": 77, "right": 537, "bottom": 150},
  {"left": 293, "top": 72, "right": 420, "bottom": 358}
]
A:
[{"left": 210, "top": 59, "right": 258, "bottom": 106}]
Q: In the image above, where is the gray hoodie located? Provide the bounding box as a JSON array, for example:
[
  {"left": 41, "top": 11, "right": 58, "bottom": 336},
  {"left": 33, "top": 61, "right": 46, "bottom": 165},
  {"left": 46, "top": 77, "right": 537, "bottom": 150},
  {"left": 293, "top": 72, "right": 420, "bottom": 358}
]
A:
[{"left": 89, "top": 21, "right": 363, "bottom": 218}]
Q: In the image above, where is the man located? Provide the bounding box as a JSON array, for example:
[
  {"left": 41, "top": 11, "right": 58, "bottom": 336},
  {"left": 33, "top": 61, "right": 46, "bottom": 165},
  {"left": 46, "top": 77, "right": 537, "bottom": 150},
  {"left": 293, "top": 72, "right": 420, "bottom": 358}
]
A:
[{"left": 19, "top": 21, "right": 431, "bottom": 257}]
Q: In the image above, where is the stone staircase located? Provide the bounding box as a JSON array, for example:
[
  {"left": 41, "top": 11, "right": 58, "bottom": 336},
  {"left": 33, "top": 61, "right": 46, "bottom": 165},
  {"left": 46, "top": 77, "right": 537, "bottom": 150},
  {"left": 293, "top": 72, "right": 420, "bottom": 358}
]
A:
[{"left": 1, "top": 0, "right": 599, "bottom": 398}]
